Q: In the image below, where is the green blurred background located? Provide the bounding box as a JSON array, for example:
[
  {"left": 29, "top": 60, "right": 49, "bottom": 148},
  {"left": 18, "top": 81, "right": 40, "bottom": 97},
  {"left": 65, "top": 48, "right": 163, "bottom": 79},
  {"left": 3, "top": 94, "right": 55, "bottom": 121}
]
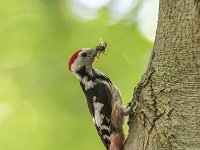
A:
[{"left": 0, "top": 0, "right": 158, "bottom": 149}]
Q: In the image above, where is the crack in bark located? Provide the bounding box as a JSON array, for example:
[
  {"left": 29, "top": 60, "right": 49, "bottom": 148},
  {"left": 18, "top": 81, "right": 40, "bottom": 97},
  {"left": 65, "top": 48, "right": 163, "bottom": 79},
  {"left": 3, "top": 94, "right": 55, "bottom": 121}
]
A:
[
  {"left": 143, "top": 79, "right": 167, "bottom": 150},
  {"left": 132, "top": 67, "right": 156, "bottom": 105},
  {"left": 144, "top": 110, "right": 166, "bottom": 150},
  {"left": 127, "top": 67, "right": 156, "bottom": 126}
]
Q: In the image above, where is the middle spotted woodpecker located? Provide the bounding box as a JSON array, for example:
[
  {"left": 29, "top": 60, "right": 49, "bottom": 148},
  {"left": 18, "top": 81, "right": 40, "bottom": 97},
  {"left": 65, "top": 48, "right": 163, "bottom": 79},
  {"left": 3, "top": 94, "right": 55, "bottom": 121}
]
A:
[{"left": 68, "top": 41, "right": 131, "bottom": 150}]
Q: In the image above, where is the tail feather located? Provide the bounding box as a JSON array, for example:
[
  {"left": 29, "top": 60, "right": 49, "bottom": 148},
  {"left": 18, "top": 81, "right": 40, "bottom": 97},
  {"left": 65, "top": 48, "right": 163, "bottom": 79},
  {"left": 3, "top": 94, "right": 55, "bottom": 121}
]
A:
[{"left": 109, "top": 133, "right": 124, "bottom": 150}]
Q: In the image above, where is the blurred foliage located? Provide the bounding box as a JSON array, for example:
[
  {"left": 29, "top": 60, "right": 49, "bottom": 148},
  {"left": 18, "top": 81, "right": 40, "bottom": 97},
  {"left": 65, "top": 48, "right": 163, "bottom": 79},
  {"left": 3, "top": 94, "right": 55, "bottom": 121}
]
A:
[{"left": 0, "top": 0, "right": 153, "bottom": 150}]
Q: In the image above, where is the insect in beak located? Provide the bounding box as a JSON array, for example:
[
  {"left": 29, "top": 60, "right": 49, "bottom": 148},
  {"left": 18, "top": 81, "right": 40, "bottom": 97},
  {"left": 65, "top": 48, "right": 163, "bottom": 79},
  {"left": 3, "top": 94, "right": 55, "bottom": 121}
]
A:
[{"left": 94, "top": 41, "right": 107, "bottom": 61}]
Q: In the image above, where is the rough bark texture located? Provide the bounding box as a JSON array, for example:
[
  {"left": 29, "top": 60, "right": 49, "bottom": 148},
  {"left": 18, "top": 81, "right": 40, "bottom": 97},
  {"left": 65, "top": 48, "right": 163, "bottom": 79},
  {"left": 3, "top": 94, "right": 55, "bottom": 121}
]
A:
[{"left": 124, "top": 0, "right": 200, "bottom": 150}]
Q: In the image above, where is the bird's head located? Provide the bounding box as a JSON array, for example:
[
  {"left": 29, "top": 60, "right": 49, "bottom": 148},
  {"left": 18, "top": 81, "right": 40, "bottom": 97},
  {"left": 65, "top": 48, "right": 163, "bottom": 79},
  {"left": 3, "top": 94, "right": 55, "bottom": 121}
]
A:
[{"left": 68, "top": 41, "right": 107, "bottom": 75}]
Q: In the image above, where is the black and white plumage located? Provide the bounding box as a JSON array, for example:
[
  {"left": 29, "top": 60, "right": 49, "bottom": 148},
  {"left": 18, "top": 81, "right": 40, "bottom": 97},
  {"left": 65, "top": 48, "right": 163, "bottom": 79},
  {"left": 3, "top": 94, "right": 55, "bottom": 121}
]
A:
[
  {"left": 68, "top": 41, "right": 127, "bottom": 150},
  {"left": 79, "top": 68, "right": 123, "bottom": 149}
]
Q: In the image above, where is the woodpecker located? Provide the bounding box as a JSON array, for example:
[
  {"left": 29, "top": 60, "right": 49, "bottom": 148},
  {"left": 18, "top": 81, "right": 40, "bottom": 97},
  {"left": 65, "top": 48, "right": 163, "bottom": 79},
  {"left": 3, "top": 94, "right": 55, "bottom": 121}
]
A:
[{"left": 68, "top": 41, "right": 130, "bottom": 150}]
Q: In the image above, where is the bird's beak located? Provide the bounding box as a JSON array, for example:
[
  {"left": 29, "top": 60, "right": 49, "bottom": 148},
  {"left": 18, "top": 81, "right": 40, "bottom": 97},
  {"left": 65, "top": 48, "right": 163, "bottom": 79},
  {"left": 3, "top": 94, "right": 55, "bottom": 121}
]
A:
[
  {"left": 94, "top": 41, "right": 107, "bottom": 53},
  {"left": 84, "top": 41, "right": 107, "bottom": 65},
  {"left": 91, "top": 41, "right": 107, "bottom": 60}
]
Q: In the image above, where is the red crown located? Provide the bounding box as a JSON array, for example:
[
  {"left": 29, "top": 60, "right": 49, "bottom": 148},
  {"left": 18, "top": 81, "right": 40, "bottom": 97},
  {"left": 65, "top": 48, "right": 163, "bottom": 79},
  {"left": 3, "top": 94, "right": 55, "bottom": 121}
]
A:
[{"left": 68, "top": 50, "right": 82, "bottom": 71}]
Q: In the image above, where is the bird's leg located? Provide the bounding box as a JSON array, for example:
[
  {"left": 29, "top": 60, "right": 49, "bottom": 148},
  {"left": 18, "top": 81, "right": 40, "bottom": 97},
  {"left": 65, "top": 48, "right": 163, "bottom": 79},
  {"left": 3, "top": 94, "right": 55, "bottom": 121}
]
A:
[
  {"left": 122, "top": 100, "right": 138, "bottom": 116},
  {"left": 109, "top": 100, "right": 138, "bottom": 150}
]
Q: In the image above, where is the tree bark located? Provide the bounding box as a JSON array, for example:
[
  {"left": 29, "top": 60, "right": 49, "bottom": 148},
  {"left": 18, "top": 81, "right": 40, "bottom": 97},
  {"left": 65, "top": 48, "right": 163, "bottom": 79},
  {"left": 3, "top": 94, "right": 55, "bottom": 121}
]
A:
[{"left": 124, "top": 0, "right": 200, "bottom": 150}]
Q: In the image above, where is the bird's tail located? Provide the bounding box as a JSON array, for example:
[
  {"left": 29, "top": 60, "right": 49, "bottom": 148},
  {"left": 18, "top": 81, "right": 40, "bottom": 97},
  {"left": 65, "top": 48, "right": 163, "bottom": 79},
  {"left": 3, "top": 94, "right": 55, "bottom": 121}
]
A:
[
  {"left": 109, "top": 132, "right": 124, "bottom": 150},
  {"left": 110, "top": 103, "right": 125, "bottom": 150}
]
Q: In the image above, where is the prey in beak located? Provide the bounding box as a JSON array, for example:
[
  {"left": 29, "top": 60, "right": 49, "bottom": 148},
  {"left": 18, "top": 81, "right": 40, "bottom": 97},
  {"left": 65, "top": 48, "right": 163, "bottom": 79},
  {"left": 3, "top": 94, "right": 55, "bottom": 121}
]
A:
[{"left": 93, "top": 41, "right": 107, "bottom": 61}]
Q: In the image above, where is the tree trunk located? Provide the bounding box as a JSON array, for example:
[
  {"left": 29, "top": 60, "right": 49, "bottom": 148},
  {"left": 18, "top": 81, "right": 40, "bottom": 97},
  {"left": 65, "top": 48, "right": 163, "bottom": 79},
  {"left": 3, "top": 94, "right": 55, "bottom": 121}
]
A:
[{"left": 124, "top": 0, "right": 200, "bottom": 150}]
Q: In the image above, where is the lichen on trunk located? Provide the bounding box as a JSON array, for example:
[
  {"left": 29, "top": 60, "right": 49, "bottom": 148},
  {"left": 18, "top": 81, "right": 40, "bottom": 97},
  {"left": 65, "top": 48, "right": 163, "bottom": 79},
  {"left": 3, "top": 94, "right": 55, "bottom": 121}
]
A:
[{"left": 124, "top": 1, "right": 200, "bottom": 150}]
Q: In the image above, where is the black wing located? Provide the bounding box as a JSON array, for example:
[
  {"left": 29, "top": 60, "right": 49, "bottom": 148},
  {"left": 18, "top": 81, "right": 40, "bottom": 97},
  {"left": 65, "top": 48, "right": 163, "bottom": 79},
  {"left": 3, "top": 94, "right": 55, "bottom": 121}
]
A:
[{"left": 80, "top": 81, "right": 113, "bottom": 149}]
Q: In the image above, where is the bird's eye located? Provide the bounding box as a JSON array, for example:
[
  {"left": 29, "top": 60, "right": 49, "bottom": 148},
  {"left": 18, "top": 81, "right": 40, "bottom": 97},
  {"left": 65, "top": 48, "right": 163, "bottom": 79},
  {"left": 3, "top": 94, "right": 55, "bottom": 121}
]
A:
[{"left": 81, "top": 52, "right": 87, "bottom": 57}]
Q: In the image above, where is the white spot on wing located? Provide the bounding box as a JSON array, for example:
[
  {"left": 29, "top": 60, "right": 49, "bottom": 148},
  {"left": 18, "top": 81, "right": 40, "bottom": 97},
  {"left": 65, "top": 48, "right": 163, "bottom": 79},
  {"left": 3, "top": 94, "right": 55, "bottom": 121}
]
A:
[
  {"left": 92, "top": 117, "right": 95, "bottom": 123},
  {"left": 100, "top": 125, "right": 110, "bottom": 131},
  {"left": 106, "top": 118, "right": 110, "bottom": 123},
  {"left": 103, "top": 135, "right": 110, "bottom": 140},
  {"left": 93, "top": 96, "right": 104, "bottom": 127}
]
